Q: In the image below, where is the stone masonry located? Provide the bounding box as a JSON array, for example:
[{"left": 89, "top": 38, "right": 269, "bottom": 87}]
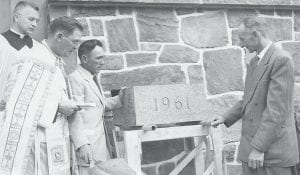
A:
[{"left": 48, "top": 1, "right": 300, "bottom": 174}]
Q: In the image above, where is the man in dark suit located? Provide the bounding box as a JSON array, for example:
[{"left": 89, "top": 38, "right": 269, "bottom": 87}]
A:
[{"left": 211, "top": 16, "right": 298, "bottom": 175}]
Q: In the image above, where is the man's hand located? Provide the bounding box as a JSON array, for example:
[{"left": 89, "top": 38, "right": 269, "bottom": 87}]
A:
[
  {"left": 0, "top": 100, "right": 5, "bottom": 111},
  {"left": 248, "top": 148, "right": 264, "bottom": 169},
  {"left": 77, "top": 144, "right": 93, "bottom": 164},
  {"left": 118, "top": 86, "right": 128, "bottom": 105},
  {"left": 58, "top": 100, "right": 81, "bottom": 116},
  {"left": 210, "top": 115, "right": 225, "bottom": 128}
]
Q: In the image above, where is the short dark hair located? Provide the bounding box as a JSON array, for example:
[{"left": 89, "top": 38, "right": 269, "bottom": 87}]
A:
[
  {"left": 14, "top": 1, "right": 39, "bottom": 14},
  {"left": 13, "top": 1, "right": 39, "bottom": 21},
  {"left": 78, "top": 39, "right": 103, "bottom": 61},
  {"left": 242, "top": 16, "right": 268, "bottom": 37},
  {"left": 49, "top": 16, "right": 83, "bottom": 36}
]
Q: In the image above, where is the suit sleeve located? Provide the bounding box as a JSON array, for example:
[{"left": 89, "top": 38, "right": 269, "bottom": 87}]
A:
[
  {"left": 105, "top": 95, "right": 122, "bottom": 112},
  {"left": 68, "top": 75, "right": 90, "bottom": 150},
  {"left": 223, "top": 100, "right": 243, "bottom": 127},
  {"left": 250, "top": 55, "right": 294, "bottom": 152}
]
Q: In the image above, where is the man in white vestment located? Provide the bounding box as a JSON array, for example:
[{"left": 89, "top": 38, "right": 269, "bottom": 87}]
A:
[
  {"left": 68, "top": 39, "right": 125, "bottom": 175},
  {"left": 0, "top": 1, "right": 41, "bottom": 105},
  {"left": 27, "top": 16, "right": 84, "bottom": 175},
  {"left": 0, "top": 1, "right": 42, "bottom": 132},
  {"left": 0, "top": 16, "right": 83, "bottom": 175}
]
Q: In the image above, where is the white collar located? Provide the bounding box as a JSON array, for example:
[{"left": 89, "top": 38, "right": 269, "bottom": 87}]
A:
[
  {"left": 10, "top": 28, "right": 25, "bottom": 38},
  {"left": 257, "top": 42, "right": 272, "bottom": 60}
]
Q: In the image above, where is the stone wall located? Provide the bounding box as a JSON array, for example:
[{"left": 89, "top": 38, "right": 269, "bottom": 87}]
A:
[{"left": 48, "top": 1, "right": 300, "bottom": 174}]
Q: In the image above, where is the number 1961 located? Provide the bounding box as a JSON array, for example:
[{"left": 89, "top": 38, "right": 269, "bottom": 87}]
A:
[{"left": 154, "top": 96, "right": 190, "bottom": 111}]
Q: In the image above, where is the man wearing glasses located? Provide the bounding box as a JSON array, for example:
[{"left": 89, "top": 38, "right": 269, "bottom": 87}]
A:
[{"left": 30, "top": 16, "right": 84, "bottom": 175}]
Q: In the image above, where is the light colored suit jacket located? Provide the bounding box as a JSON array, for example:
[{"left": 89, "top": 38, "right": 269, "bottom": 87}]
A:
[
  {"left": 68, "top": 65, "right": 121, "bottom": 161},
  {"left": 224, "top": 44, "right": 299, "bottom": 167}
]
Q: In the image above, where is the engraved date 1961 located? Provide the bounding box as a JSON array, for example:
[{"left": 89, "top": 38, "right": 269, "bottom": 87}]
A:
[{"left": 154, "top": 96, "right": 190, "bottom": 111}]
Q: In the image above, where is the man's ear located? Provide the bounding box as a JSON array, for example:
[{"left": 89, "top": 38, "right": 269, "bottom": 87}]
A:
[
  {"left": 81, "top": 55, "right": 88, "bottom": 63},
  {"left": 55, "top": 32, "right": 63, "bottom": 41},
  {"left": 253, "top": 30, "right": 259, "bottom": 38}
]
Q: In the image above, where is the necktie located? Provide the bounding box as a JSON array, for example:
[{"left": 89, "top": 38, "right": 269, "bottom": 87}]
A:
[
  {"left": 93, "top": 75, "right": 103, "bottom": 96},
  {"left": 251, "top": 55, "right": 260, "bottom": 76}
]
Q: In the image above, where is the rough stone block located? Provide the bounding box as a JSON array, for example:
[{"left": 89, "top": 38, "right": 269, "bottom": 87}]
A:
[
  {"left": 281, "top": 42, "right": 300, "bottom": 82},
  {"left": 100, "top": 55, "right": 124, "bottom": 70},
  {"left": 141, "top": 164, "right": 157, "bottom": 175},
  {"left": 70, "top": 6, "right": 116, "bottom": 17},
  {"left": 48, "top": 5, "right": 67, "bottom": 21},
  {"left": 90, "top": 19, "right": 104, "bottom": 36},
  {"left": 142, "top": 139, "right": 184, "bottom": 164},
  {"left": 140, "top": 43, "right": 162, "bottom": 51},
  {"left": 176, "top": 8, "right": 195, "bottom": 15},
  {"left": 100, "top": 65, "right": 186, "bottom": 90},
  {"left": 77, "top": 18, "right": 89, "bottom": 36},
  {"left": 159, "top": 45, "right": 200, "bottom": 63},
  {"left": 113, "top": 84, "right": 215, "bottom": 126},
  {"left": 158, "top": 162, "right": 175, "bottom": 175},
  {"left": 137, "top": 8, "right": 179, "bottom": 42},
  {"left": 203, "top": 48, "right": 244, "bottom": 95},
  {"left": 276, "top": 9, "right": 292, "bottom": 17},
  {"left": 296, "top": 33, "right": 300, "bottom": 41},
  {"left": 181, "top": 11, "right": 228, "bottom": 48},
  {"left": 126, "top": 53, "right": 157, "bottom": 67},
  {"left": 258, "top": 9, "right": 274, "bottom": 16},
  {"left": 294, "top": 11, "right": 300, "bottom": 32},
  {"left": 264, "top": 18, "right": 292, "bottom": 42},
  {"left": 106, "top": 18, "right": 138, "bottom": 52},
  {"left": 227, "top": 9, "right": 258, "bottom": 28},
  {"left": 118, "top": 7, "right": 134, "bottom": 15},
  {"left": 188, "top": 65, "right": 203, "bottom": 84}
]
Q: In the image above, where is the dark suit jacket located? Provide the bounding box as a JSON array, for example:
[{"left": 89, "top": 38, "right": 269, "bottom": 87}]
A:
[{"left": 224, "top": 44, "right": 299, "bottom": 167}]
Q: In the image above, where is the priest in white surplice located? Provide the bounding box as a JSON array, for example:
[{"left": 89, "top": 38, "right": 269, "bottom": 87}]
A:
[{"left": 0, "top": 1, "right": 41, "bottom": 105}]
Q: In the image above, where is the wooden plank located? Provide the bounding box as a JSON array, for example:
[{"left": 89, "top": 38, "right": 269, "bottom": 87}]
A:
[
  {"left": 194, "top": 137, "right": 205, "bottom": 175},
  {"left": 203, "top": 162, "right": 215, "bottom": 175},
  {"left": 123, "top": 131, "right": 142, "bottom": 175},
  {"left": 139, "top": 125, "right": 209, "bottom": 142},
  {"left": 211, "top": 127, "right": 224, "bottom": 175},
  {"left": 169, "top": 140, "right": 203, "bottom": 175}
]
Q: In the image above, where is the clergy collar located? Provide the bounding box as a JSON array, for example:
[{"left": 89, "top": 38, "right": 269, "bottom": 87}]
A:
[
  {"left": 10, "top": 28, "right": 25, "bottom": 38},
  {"left": 2, "top": 29, "right": 33, "bottom": 50}
]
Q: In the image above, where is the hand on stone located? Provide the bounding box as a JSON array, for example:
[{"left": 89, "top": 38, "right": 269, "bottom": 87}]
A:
[
  {"left": 58, "top": 100, "right": 81, "bottom": 116},
  {"left": 78, "top": 144, "right": 93, "bottom": 164},
  {"left": 248, "top": 148, "right": 264, "bottom": 169},
  {"left": 0, "top": 100, "right": 5, "bottom": 111},
  {"left": 210, "top": 115, "right": 225, "bottom": 128}
]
